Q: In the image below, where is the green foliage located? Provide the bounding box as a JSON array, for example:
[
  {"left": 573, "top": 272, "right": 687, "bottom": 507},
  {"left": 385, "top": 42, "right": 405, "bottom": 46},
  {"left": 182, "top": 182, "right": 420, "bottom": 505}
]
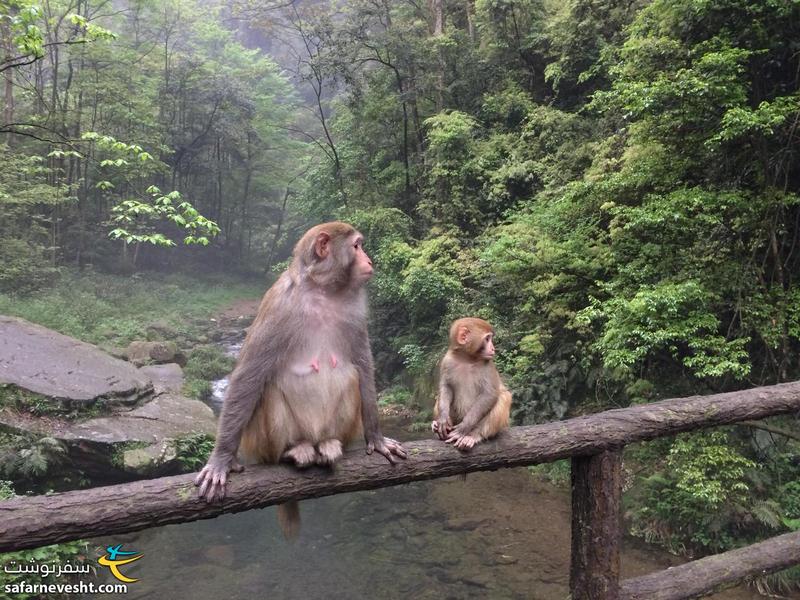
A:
[
  {"left": 0, "top": 238, "right": 58, "bottom": 294},
  {"left": 1, "top": 1, "right": 45, "bottom": 58},
  {"left": 109, "top": 186, "right": 220, "bottom": 250},
  {"left": 0, "top": 0, "right": 301, "bottom": 275},
  {"left": 173, "top": 433, "right": 215, "bottom": 472},
  {"left": 375, "top": 235, "right": 467, "bottom": 321},
  {"left": 528, "top": 459, "right": 571, "bottom": 487},
  {"left": 579, "top": 280, "right": 751, "bottom": 380},
  {"left": 0, "top": 145, "right": 66, "bottom": 293},
  {"left": 0, "top": 434, "right": 66, "bottom": 480},
  {"left": 0, "top": 0, "right": 114, "bottom": 65},
  {"left": 378, "top": 385, "right": 413, "bottom": 407},
  {"left": 0, "top": 385, "right": 62, "bottom": 417},
  {"left": 626, "top": 431, "right": 790, "bottom": 555},
  {"left": 420, "top": 111, "right": 482, "bottom": 230},
  {"left": 668, "top": 431, "right": 756, "bottom": 510},
  {"left": 0, "top": 479, "right": 14, "bottom": 498},
  {"left": 781, "top": 481, "right": 800, "bottom": 523}
]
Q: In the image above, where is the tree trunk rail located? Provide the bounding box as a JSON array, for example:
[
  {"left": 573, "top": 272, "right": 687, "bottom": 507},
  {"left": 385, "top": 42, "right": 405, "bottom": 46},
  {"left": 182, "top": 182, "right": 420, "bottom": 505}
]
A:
[{"left": 2, "top": 381, "right": 800, "bottom": 599}]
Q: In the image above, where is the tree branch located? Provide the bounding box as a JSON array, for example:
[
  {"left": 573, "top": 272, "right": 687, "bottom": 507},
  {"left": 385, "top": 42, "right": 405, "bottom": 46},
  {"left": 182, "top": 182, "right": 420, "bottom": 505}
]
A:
[{"left": 740, "top": 419, "right": 800, "bottom": 443}]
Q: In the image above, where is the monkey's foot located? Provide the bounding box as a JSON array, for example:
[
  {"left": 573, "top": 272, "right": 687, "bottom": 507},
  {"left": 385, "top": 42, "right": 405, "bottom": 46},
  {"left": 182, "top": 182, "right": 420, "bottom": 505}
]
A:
[
  {"left": 446, "top": 431, "right": 482, "bottom": 450},
  {"left": 456, "top": 434, "right": 481, "bottom": 450},
  {"left": 316, "top": 439, "right": 342, "bottom": 465},
  {"left": 282, "top": 442, "right": 317, "bottom": 468}
]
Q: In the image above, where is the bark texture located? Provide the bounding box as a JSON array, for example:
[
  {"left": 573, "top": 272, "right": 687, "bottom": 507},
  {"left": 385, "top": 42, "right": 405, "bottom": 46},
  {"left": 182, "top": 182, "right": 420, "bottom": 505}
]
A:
[{"left": 570, "top": 451, "right": 622, "bottom": 599}]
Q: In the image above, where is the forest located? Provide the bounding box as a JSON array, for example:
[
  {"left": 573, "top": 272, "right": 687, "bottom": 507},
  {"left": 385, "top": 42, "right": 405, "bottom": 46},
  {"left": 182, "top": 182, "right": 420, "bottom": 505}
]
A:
[{"left": 0, "top": 0, "right": 799, "bottom": 596}]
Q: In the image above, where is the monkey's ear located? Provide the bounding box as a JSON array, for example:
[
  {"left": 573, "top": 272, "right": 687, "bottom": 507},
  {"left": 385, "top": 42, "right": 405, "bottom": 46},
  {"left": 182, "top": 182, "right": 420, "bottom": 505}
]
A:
[
  {"left": 314, "top": 232, "right": 331, "bottom": 259},
  {"left": 457, "top": 326, "right": 470, "bottom": 346}
]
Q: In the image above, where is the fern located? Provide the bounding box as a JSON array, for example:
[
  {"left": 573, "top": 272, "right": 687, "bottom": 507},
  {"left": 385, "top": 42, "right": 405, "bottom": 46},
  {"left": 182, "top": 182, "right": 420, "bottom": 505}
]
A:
[{"left": 751, "top": 499, "right": 782, "bottom": 530}]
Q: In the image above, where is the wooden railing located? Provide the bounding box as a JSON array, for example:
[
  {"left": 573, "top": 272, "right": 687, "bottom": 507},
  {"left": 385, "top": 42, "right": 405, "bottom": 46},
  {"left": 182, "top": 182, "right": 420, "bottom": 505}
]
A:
[{"left": 2, "top": 382, "right": 800, "bottom": 599}]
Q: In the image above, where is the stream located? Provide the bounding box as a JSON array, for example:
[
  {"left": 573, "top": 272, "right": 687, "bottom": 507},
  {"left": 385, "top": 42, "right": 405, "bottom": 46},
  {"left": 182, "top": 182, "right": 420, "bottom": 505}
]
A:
[{"left": 86, "top": 337, "right": 771, "bottom": 600}]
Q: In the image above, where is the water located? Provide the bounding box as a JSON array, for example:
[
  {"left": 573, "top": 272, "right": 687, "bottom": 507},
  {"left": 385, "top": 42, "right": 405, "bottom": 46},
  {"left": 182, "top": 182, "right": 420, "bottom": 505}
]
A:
[{"left": 208, "top": 338, "right": 243, "bottom": 414}]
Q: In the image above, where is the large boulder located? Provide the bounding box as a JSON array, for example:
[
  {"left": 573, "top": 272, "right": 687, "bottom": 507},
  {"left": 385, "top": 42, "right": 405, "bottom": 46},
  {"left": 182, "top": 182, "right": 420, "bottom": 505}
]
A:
[{"left": 0, "top": 316, "right": 152, "bottom": 408}]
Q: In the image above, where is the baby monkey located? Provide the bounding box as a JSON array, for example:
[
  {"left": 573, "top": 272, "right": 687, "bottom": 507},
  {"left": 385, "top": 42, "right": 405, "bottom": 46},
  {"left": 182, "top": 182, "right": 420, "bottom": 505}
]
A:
[{"left": 432, "top": 317, "right": 512, "bottom": 449}]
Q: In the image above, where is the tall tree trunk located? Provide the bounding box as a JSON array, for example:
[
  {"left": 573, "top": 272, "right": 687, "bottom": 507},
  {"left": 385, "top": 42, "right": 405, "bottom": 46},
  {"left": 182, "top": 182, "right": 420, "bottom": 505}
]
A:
[
  {"left": 465, "top": 0, "right": 476, "bottom": 43},
  {"left": 265, "top": 187, "right": 291, "bottom": 273},
  {"left": 1, "top": 19, "right": 13, "bottom": 128},
  {"left": 239, "top": 132, "right": 253, "bottom": 261},
  {"left": 430, "top": 0, "right": 446, "bottom": 112},
  {"left": 216, "top": 136, "right": 224, "bottom": 228}
]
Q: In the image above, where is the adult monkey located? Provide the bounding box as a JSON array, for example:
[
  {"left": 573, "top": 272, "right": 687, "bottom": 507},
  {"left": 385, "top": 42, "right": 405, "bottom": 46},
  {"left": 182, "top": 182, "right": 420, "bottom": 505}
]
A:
[{"left": 195, "top": 222, "right": 407, "bottom": 521}]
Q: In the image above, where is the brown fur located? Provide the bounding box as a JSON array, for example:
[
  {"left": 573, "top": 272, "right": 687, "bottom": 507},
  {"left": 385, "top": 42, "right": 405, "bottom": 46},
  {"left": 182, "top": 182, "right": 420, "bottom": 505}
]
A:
[{"left": 433, "top": 318, "right": 512, "bottom": 449}]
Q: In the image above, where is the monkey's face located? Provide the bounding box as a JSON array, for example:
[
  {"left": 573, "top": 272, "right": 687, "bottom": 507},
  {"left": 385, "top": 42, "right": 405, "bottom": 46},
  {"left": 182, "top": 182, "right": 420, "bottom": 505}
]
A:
[
  {"left": 306, "top": 224, "right": 373, "bottom": 290},
  {"left": 451, "top": 318, "right": 497, "bottom": 362},
  {"left": 478, "top": 332, "right": 495, "bottom": 361},
  {"left": 348, "top": 232, "right": 374, "bottom": 285}
]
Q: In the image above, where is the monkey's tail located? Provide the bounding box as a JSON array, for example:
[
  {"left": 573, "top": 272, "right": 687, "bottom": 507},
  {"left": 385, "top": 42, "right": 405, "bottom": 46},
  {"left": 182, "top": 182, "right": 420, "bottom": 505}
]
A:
[{"left": 277, "top": 501, "right": 301, "bottom": 540}]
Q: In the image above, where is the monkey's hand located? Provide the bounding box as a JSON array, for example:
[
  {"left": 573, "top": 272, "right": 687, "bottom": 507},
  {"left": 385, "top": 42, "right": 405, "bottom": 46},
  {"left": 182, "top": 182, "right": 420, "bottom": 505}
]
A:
[
  {"left": 366, "top": 435, "right": 408, "bottom": 464},
  {"left": 194, "top": 453, "right": 244, "bottom": 502},
  {"left": 445, "top": 427, "right": 482, "bottom": 451},
  {"left": 432, "top": 418, "right": 452, "bottom": 440}
]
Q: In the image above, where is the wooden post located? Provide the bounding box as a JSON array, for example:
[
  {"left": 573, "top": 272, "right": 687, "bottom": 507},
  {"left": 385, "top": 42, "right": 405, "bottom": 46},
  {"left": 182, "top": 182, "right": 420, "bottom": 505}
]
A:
[{"left": 570, "top": 450, "right": 622, "bottom": 599}]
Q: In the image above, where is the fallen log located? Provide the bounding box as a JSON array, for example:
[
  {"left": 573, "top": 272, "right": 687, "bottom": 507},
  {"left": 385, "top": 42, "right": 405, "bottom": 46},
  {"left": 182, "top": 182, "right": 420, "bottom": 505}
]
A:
[
  {"left": 1, "top": 381, "right": 800, "bottom": 552},
  {"left": 620, "top": 529, "right": 800, "bottom": 600}
]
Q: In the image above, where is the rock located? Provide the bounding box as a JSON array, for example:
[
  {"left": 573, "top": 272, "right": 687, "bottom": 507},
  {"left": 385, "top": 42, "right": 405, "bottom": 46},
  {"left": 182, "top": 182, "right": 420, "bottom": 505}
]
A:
[
  {"left": 123, "top": 441, "right": 178, "bottom": 474},
  {"left": 62, "top": 392, "right": 215, "bottom": 445},
  {"left": 0, "top": 316, "right": 152, "bottom": 408},
  {"left": 0, "top": 392, "right": 216, "bottom": 477},
  {"left": 173, "top": 351, "right": 188, "bottom": 368},
  {"left": 126, "top": 341, "right": 178, "bottom": 366},
  {"left": 139, "top": 363, "right": 184, "bottom": 394}
]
